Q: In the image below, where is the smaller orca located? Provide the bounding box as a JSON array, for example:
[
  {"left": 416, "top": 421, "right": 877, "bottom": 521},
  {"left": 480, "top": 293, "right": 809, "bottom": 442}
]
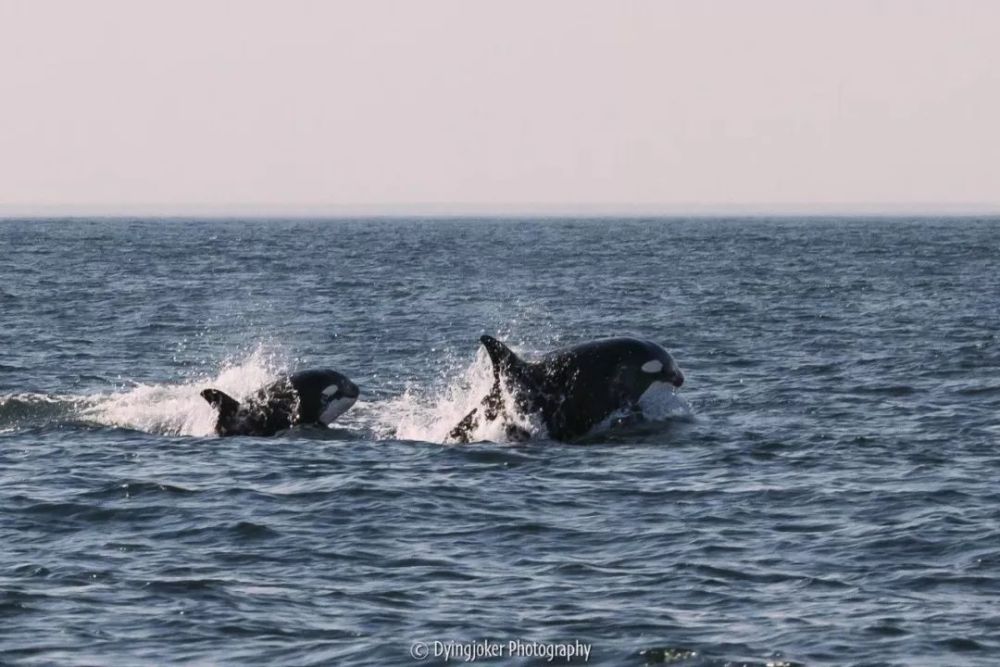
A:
[
  {"left": 200, "top": 369, "right": 359, "bottom": 437},
  {"left": 449, "top": 336, "right": 684, "bottom": 443}
]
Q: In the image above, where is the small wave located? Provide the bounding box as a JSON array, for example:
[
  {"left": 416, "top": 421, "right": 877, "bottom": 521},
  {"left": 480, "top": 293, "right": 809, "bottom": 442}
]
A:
[
  {"left": 853, "top": 384, "right": 917, "bottom": 396},
  {"left": 78, "top": 480, "right": 196, "bottom": 500},
  {"left": 142, "top": 578, "right": 231, "bottom": 595},
  {"left": 0, "top": 392, "right": 84, "bottom": 431},
  {"left": 231, "top": 521, "right": 281, "bottom": 541},
  {"left": 936, "top": 637, "right": 985, "bottom": 652}
]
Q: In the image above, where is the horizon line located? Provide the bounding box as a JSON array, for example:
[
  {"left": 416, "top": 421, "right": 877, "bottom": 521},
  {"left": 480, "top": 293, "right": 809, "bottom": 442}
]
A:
[{"left": 2, "top": 202, "right": 999, "bottom": 219}]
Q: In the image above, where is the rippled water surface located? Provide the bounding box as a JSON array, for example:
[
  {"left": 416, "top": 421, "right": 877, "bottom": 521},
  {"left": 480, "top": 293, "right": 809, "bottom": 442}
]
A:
[{"left": 2, "top": 217, "right": 999, "bottom": 666}]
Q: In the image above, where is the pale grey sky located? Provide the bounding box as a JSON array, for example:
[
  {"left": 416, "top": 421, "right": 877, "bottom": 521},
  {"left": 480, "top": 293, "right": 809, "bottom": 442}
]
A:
[{"left": 1, "top": 0, "right": 998, "bottom": 215}]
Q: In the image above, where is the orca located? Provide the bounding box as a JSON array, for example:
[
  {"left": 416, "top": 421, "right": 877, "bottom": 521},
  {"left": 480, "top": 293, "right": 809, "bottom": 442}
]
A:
[
  {"left": 448, "top": 336, "right": 684, "bottom": 443},
  {"left": 200, "top": 369, "right": 359, "bottom": 437}
]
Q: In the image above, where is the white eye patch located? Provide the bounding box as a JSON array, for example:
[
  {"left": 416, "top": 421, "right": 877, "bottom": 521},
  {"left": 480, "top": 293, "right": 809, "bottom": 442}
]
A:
[
  {"left": 641, "top": 360, "right": 663, "bottom": 374},
  {"left": 322, "top": 384, "right": 340, "bottom": 398}
]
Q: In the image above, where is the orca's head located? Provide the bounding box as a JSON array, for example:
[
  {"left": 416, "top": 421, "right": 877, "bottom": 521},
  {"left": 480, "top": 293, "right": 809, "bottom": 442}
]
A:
[
  {"left": 288, "top": 369, "right": 360, "bottom": 426},
  {"left": 636, "top": 342, "right": 685, "bottom": 389}
]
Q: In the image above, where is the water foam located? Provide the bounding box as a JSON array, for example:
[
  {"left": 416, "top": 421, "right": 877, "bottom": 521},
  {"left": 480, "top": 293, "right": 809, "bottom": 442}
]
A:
[
  {"left": 369, "top": 346, "right": 541, "bottom": 443},
  {"left": 81, "top": 347, "right": 287, "bottom": 437}
]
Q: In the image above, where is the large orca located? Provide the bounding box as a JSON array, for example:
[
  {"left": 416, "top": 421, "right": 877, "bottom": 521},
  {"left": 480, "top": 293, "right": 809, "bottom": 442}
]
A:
[
  {"left": 448, "top": 336, "right": 685, "bottom": 443},
  {"left": 200, "top": 369, "right": 359, "bottom": 437}
]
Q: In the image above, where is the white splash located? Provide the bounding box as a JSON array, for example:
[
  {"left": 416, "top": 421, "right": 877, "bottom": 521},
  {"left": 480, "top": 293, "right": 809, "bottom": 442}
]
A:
[
  {"left": 81, "top": 347, "right": 287, "bottom": 437},
  {"left": 368, "top": 346, "right": 541, "bottom": 444}
]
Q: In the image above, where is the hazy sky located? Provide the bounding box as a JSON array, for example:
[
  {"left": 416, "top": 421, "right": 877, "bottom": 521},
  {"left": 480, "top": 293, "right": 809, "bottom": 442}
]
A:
[{"left": 1, "top": 0, "right": 998, "bottom": 215}]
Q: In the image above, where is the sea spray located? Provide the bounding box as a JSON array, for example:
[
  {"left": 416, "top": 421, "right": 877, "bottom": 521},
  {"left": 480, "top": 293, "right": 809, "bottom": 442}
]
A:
[
  {"left": 366, "top": 343, "right": 541, "bottom": 444},
  {"left": 81, "top": 346, "right": 288, "bottom": 437}
]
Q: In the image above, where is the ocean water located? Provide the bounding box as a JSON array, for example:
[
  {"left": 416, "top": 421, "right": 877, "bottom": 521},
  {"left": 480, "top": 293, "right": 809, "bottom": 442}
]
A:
[{"left": 1, "top": 217, "right": 999, "bottom": 666}]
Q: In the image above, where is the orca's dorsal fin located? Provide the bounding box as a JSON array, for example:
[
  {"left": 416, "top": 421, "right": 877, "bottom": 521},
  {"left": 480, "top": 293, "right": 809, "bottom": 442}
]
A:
[
  {"left": 480, "top": 335, "right": 521, "bottom": 378},
  {"left": 200, "top": 388, "right": 240, "bottom": 421},
  {"left": 446, "top": 336, "right": 531, "bottom": 443}
]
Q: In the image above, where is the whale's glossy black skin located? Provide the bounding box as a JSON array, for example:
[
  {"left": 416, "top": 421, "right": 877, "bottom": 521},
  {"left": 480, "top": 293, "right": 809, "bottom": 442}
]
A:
[
  {"left": 449, "top": 336, "right": 684, "bottom": 443},
  {"left": 200, "top": 369, "right": 359, "bottom": 437}
]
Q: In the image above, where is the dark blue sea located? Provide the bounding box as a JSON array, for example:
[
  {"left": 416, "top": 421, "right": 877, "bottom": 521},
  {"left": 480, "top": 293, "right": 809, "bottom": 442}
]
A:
[{"left": 2, "top": 217, "right": 999, "bottom": 666}]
